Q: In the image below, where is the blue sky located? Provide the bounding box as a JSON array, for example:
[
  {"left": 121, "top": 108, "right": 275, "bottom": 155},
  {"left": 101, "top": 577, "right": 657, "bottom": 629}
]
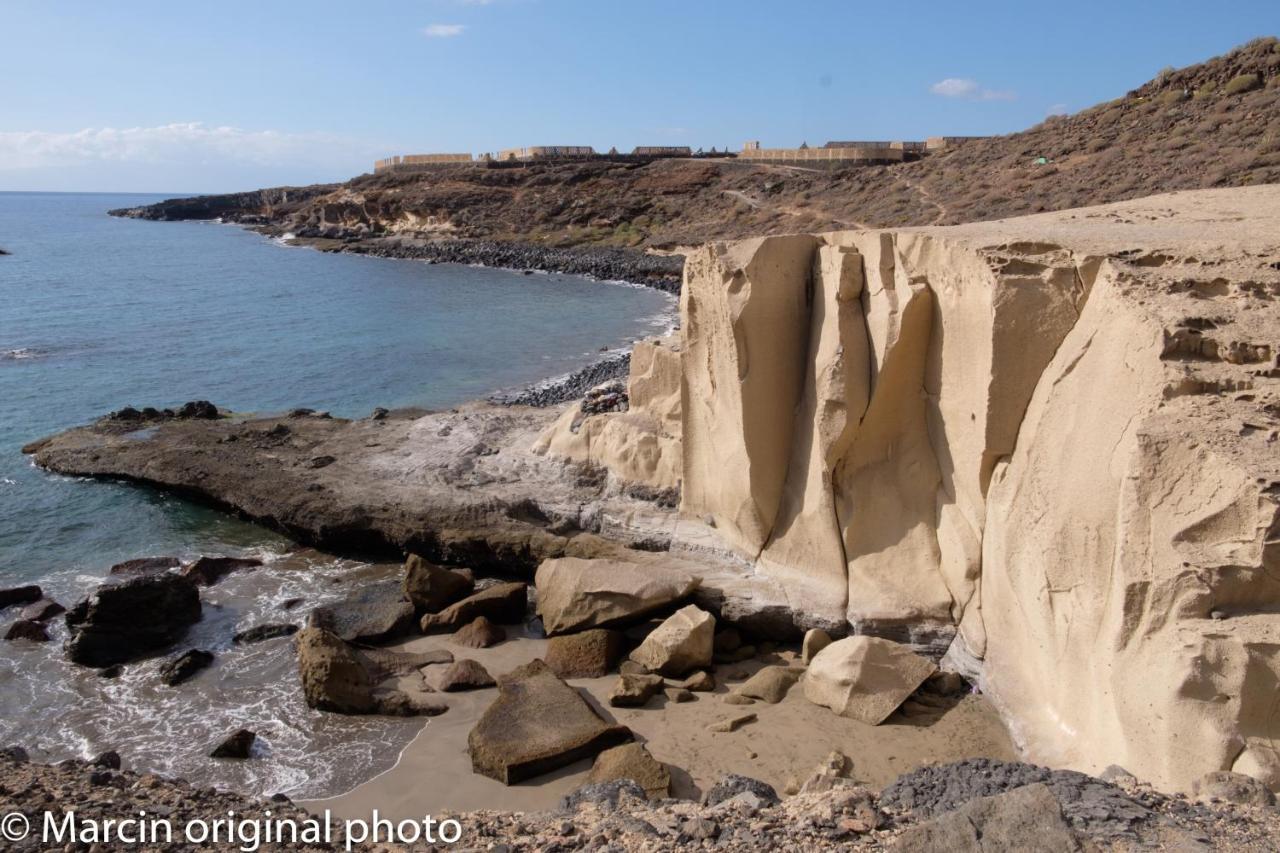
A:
[{"left": 2, "top": 0, "right": 1277, "bottom": 192}]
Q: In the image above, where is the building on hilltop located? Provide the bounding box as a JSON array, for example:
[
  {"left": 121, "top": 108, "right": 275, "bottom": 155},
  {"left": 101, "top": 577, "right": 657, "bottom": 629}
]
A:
[
  {"left": 925, "top": 135, "right": 989, "bottom": 150},
  {"left": 374, "top": 153, "right": 473, "bottom": 173},
  {"left": 497, "top": 146, "right": 596, "bottom": 161},
  {"left": 737, "top": 141, "right": 904, "bottom": 168},
  {"left": 632, "top": 146, "right": 692, "bottom": 157}
]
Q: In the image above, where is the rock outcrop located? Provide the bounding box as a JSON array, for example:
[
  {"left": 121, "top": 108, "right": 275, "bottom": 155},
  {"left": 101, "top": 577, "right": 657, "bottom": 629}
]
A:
[{"left": 803, "top": 636, "right": 936, "bottom": 724}]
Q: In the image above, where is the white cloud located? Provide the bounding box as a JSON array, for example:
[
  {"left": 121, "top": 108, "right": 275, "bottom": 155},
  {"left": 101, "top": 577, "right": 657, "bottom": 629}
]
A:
[
  {"left": 930, "top": 78, "right": 1016, "bottom": 101},
  {"left": 423, "top": 23, "right": 466, "bottom": 37}
]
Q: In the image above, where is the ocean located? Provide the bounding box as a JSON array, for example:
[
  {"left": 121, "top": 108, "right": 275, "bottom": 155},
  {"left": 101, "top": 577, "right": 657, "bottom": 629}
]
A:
[{"left": 0, "top": 191, "right": 674, "bottom": 797}]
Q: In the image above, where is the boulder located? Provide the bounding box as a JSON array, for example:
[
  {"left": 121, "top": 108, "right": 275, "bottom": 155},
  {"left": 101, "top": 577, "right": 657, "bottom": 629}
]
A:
[
  {"left": 109, "top": 557, "right": 179, "bottom": 576},
  {"left": 232, "top": 623, "right": 299, "bottom": 644},
  {"left": 209, "top": 729, "right": 257, "bottom": 760},
  {"left": 608, "top": 673, "right": 664, "bottom": 708},
  {"left": 0, "top": 585, "right": 42, "bottom": 610},
  {"left": 309, "top": 580, "right": 415, "bottom": 644},
  {"left": 799, "top": 751, "right": 857, "bottom": 794},
  {"left": 295, "top": 626, "right": 446, "bottom": 716},
  {"left": 419, "top": 582, "right": 527, "bottom": 634},
  {"left": 20, "top": 599, "right": 65, "bottom": 622},
  {"left": 801, "top": 628, "right": 832, "bottom": 664},
  {"left": 628, "top": 605, "right": 714, "bottom": 677},
  {"left": 182, "top": 556, "right": 263, "bottom": 586},
  {"left": 703, "top": 774, "right": 779, "bottom": 806},
  {"left": 545, "top": 629, "right": 623, "bottom": 678},
  {"left": 1192, "top": 771, "right": 1277, "bottom": 808},
  {"left": 435, "top": 659, "right": 495, "bottom": 692},
  {"left": 722, "top": 693, "right": 755, "bottom": 706},
  {"left": 666, "top": 687, "right": 694, "bottom": 703},
  {"left": 677, "top": 670, "right": 715, "bottom": 692},
  {"left": 402, "top": 554, "right": 474, "bottom": 614},
  {"left": 159, "top": 649, "right": 214, "bottom": 686},
  {"left": 65, "top": 573, "right": 202, "bottom": 667},
  {"left": 736, "top": 665, "right": 802, "bottom": 703},
  {"left": 5, "top": 619, "right": 50, "bottom": 642},
  {"left": 534, "top": 556, "right": 698, "bottom": 635},
  {"left": 588, "top": 743, "right": 671, "bottom": 799},
  {"left": 452, "top": 615, "right": 505, "bottom": 649},
  {"left": 468, "top": 659, "right": 633, "bottom": 784},
  {"left": 890, "top": 783, "right": 1082, "bottom": 852},
  {"left": 803, "top": 636, "right": 936, "bottom": 724},
  {"left": 93, "top": 751, "right": 121, "bottom": 770}
]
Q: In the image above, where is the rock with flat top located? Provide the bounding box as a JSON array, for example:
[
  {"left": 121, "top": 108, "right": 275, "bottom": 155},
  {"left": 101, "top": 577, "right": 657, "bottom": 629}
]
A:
[
  {"left": 108, "top": 557, "right": 179, "bottom": 577},
  {"left": 420, "top": 582, "right": 527, "bottom": 633},
  {"left": 628, "top": 604, "right": 714, "bottom": 677},
  {"left": 534, "top": 556, "right": 698, "bottom": 635},
  {"left": 309, "top": 580, "right": 415, "bottom": 645},
  {"left": 0, "top": 585, "right": 43, "bottom": 610},
  {"left": 468, "top": 659, "right": 633, "bottom": 784},
  {"left": 20, "top": 599, "right": 65, "bottom": 622},
  {"left": 803, "top": 636, "right": 936, "bottom": 724},
  {"left": 402, "top": 554, "right": 474, "bottom": 614},
  {"left": 588, "top": 743, "right": 671, "bottom": 799},
  {"left": 545, "top": 628, "right": 623, "bottom": 678}
]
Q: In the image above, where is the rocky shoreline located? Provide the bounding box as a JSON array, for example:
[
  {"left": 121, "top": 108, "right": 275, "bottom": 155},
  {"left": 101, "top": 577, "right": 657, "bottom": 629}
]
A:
[{"left": 489, "top": 351, "right": 632, "bottom": 407}]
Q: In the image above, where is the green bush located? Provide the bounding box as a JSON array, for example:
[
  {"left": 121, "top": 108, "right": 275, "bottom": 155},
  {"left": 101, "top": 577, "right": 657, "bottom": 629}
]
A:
[
  {"left": 1159, "top": 89, "right": 1189, "bottom": 105},
  {"left": 1224, "top": 73, "right": 1263, "bottom": 95}
]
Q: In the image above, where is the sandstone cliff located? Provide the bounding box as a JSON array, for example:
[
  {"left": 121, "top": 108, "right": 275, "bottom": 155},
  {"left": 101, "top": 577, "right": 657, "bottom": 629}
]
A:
[{"left": 536, "top": 185, "right": 1280, "bottom": 793}]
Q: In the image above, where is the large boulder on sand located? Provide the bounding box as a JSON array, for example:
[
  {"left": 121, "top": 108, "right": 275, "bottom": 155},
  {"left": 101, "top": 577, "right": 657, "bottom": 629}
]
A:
[
  {"left": 534, "top": 556, "right": 699, "bottom": 635},
  {"left": 295, "top": 626, "right": 446, "bottom": 716},
  {"left": 308, "top": 580, "right": 415, "bottom": 644},
  {"left": 803, "top": 636, "right": 936, "bottom": 724},
  {"left": 628, "top": 604, "right": 714, "bottom": 677},
  {"left": 65, "top": 573, "right": 201, "bottom": 667},
  {"left": 546, "top": 629, "right": 623, "bottom": 678},
  {"left": 420, "top": 582, "right": 527, "bottom": 634},
  {"left": 736, "top": 665, "right": 802, "bottom": 703},
  {"left": 402, "top": 554, "right": 474, "bottom": 614},
  {"left": 468, "top": 659, "right": 633, "bottom": 784},
  {"left": 588, "top": 743, "right": 671, "bottom": 799}
]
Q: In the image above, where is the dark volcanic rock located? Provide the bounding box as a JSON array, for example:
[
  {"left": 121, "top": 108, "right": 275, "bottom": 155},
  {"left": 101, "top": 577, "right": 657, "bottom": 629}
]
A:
[
  {"left": 0, "top": 585, "right": 42, "bottom": 610},
  {"left": 181, "top": 555, "right": 263, "bottom": 586},
  {"left": 93, "top": 750, "right": 121, "bottom": 770},
  {"left": 159, "top": 649, "right": 214, "bottom": 686},
  {"left": 177, "top": 400, "right": 220, "bottom": 419},
  {"left": 109, "top": 556, "right": 180, "bottom": 576},
  {"left": 891, "top": 782, "right": 1083, "bottom": 852},
  {"left": 65, "top": 573, "right": 202, "bottom": 667},
  {"left": 5, "top": 619, "right": 51, "bottom": 642},
  {"left": 880, "top": 758, "right": 1155, "bottom": 843},
  {"left": 309, "top": 580, "right": 415, "bottom": 644},
  {"left": 19, "top": 598, "right": 66, "bottom": 622},
  {"left": 233, "top": 623, "right": 299, "bottom": 644},
  {"left": 491, "top": 353, "right": 633, "bottom": 408},
  {"left": 703, "top": 774, "right": 781, "bottom": 807},
  {"left": 561, "top": 779, "right": 649, "bottom": 811},
  {"left": 209, "top": 729, "right": 257, "bottom": 759}
]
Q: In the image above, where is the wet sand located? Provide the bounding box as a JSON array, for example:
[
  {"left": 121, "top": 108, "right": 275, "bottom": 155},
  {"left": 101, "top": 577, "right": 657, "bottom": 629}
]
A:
[{"left": 303, "top": 629, "right": 1018, "bottom": 819}]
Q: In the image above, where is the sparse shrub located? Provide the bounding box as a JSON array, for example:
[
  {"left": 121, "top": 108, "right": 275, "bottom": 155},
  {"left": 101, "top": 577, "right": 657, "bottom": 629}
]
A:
[
  {"left": 1194, "top": 82, "right": 1217, "bottom": 99},
  {"left": 1159, "top": 89, "right": 1189, "bottom": 105},
  {"left": 1224, "top": 73, "right": 1262, "bottom": 95}
]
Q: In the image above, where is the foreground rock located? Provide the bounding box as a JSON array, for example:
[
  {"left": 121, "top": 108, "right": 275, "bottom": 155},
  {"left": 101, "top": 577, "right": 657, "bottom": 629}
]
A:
[
  {"left": 108, "top": 556, "right": 179, "bottom": 576},
  {"left": 736, "top": 665, "right": 802, "bottom": 704},
  {"left": 19, "top": 598, "right": 65, "bottom": 622},
  {"left": 468, "top": 659, "right": 632, "bottom": 784},
  {"left": 434, "top": 659, "right": 495, "bottom": 692},
  {"left": 452, "top": 615, "right": 505, "bottom": 648},
  {"left": 295, "top": 626, "right": 446, "bottom": 716},
  {"left": 534, "top": 554, "right": 699, "bottom": 635},
  {"left": 803, "top": 636, "right": 936, "bottom": 725},
  {"left": 233, "top": 623, "right": 298, "bottom": 643},
  {"left": 891, "top": 782, "right": 1081, "bottom": 852},
  {"left": 0, "top": 585, "right": 42, "bottom": 609},
  {"left": 587, "top": 743, "right": 671, "bottom": 799},
  {"left": 209, "top": 729, "right": 257, "bottom": 760},
  {"left": 159, "top": 649, "right": 214, "bottom": 686},
  {"left": 64, "top": 573, "right": 201, "bottom": 667},
  {"left": 628, "top": 604, "right": 715, "bottom": 676},
  {"left": 308, "top": 580, "right": 414, "bottom": 644},
  {"left": 4, "top": 620, "right": 50, "bottom": 642}
]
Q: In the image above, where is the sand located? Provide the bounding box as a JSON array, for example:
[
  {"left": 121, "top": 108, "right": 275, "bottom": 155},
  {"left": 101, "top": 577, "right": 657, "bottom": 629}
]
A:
[{"left": 302, "top": 628, "right": 1016, "bottom": 820}]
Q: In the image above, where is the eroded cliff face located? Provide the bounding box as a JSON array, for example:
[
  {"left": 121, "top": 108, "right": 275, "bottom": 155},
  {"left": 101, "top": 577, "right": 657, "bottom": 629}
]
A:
[{"left": 535, "top": 186, "right": 1280, "bottom": 793}]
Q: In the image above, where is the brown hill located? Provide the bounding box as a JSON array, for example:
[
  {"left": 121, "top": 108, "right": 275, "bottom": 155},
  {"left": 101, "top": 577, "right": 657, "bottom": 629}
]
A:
[{"left": 114, "top": 37, "right": 1280, "bottom": 250}]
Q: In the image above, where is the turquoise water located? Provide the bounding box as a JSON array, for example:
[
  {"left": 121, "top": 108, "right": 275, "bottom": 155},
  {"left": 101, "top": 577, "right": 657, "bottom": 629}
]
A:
[
  {"left": 0, "top": 192, "right": 673, "bottom": 583},
  {"left": 0, "top": 191, "right": 673, "bottom": 797}
]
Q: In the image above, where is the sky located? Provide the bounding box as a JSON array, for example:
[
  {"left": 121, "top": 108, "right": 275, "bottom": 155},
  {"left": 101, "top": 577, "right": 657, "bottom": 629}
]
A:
[{"left": 2, "top": 0, "right": 1277, "bottom": 193}]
